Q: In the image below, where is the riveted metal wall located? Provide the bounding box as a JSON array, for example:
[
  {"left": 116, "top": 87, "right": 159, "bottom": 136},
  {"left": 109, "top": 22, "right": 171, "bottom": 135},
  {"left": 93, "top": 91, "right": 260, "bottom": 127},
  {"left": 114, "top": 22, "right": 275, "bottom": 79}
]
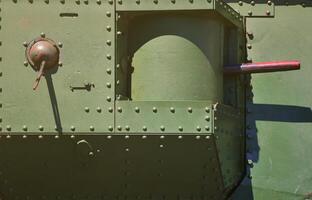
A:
[{"left": 0, "top": 0, "right": 115, "bottom": 134}]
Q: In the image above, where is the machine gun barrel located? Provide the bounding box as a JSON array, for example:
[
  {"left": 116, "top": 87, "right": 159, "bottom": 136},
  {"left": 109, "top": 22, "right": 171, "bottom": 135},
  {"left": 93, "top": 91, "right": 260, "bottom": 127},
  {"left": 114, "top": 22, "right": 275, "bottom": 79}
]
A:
[{"left": 224, "top": 60, "right": 300, "bottom": 74}]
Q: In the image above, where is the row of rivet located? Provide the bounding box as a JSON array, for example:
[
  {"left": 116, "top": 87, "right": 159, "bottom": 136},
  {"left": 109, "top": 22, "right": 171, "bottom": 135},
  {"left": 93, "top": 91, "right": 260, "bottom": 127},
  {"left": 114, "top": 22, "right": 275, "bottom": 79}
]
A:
[
  {"left": 11, "top": 0, "right": 108, "bottom": 5},
  {"left": 0, "top": 134, "right": 211, "bottom": 139},
  {"left": 217, "top": 0, "right": 242, "bottom": 21},
  {"left": 237, "top": 0, "right": 272, "bottom": 16},
  {"left": 117, "top": 0, "right": 212, "bottom": 4},
  {"left": 116, "top": 125, "right": 211, "bottom": 132},
  {"left": 116, "top": 106, "right": 211, "bottom": 113}
]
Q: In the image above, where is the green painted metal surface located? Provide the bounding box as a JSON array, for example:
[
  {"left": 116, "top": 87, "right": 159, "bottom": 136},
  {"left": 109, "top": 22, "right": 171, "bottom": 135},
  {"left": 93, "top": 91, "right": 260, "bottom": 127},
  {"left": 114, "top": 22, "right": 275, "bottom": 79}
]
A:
[
  {"left": 0, "top": 0, "right": 248, "bottom": 199},
  {"left": 231, "top": 2, "right": 312, "bottom": 200}
]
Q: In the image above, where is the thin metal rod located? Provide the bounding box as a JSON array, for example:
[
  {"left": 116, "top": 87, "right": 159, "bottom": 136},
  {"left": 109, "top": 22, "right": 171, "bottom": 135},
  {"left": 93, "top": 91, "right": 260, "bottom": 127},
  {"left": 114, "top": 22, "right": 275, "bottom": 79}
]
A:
[
  {"left": 224, "top": 60, "right": 300, "bottom": 74},
  {"left": 33, "top": 60, "right": 46, "bottom": 90}
]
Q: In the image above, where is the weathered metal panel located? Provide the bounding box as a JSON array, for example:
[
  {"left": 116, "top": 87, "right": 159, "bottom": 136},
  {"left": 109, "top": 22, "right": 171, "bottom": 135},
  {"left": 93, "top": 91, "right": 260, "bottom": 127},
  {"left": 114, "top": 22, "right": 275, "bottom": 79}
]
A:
[
  {"left": 232, "top": 4, "right": 312, "bottom": 200},
  {"left": 115, "top": 101, "right": 213, "bottom": 133},
  {"left": 0, "top": 135, "right": 224, "bottom": 200},
  {"left": 0, "top": 0, "right": 115, "bottom": 134}
]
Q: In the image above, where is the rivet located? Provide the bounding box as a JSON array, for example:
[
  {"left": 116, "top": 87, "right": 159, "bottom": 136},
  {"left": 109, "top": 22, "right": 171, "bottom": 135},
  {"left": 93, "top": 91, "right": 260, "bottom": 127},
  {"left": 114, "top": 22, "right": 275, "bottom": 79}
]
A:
[
  {"left": 106, "top": 40, "right": 111, "bottom": 46},
  {"left": 160, "top": 135, "right": 165, "bottom": 139},
  {"left": 106, "top": 54, "right": 111, "bottom": 60},
  {"left": 152, "top": 107, "right": 157, "bottom": 113},
  {"left": 125, "top": 135, "right": 129, "bottom": 139},
  {"left": 24, "top": 61, "right": 29, "bottom": 66},
  {"left": 22, "top": 125, "right": 28, "bottom": 131},
  {"left": 58, "top": 62, "right": 63, "bottom": 67},
  {"left": 106, "top": 26, "right": 111, "bottom": 31},
  {"left": 55, "top": 135, "right": 59, "bottom": 139},
  {"left": 196, "top": 126, "right": 201, "bottom": 132},
  {"left": 142, "top": 126, "right": 147, "bottom": 131},
  {"left": 70, "top": 135, "right": 75, "bottom": 139},
  {"left": 106, "top": 96, "right": 112, "bottom": 102},
  {"left": 70, "top": 126, "right": 75, "bottom": 131},
  {"left": 57, "top": 42, "right": 63, "bottom": 48},
  {"left": 28, "top": 0, "right": 33, "bottom": 3},
  {"left": 117, "top": 107, "right": 122, "bottom": 112},
  {"left": 248, "top": 11, "right": 253, "bottom": 16},
  {"left": 132, "top": 107, "right": 139, "bottom": 113},
  {"left": 125, "top": 148, "right": 130, "bottom": 152},
  {"left": 39, "top": 126, "right": 44, "bottom": 131},
  {"left": 189, "top": 0, "right": 193, "bottom": 3},
  {"left": 116, "top": 64, "right": 120, "bottom": 69},
  {"left": 106, "top": 82, "right": 111, "bottom": 88},
  {"left": 268, "top": 0, "right": 272, "bottom": 5},
  {"left": 90, "top": 126, "right": 95, "bottom": 131},
  {"left": 153, "top": 0, "right": 158, "bottom": 4},
  {"left": 6, "top": 135, "right": 11, "bottom": 139},
  {"left": 251, "top": 1, "right": 255, "bottom": 6},
  {"left": 89, "top": 152, "right": 94, "bottom": 156},
  {"left": 266, "top": 10, "right": 271, "bottom": 15},
  {"left": 178, "top": 126, "right": 183, "bottom": 131},
  {"left": 160, "top": 126, "right": 165, "bottom": 131},
  {"left": 96, "top": 107, "right": 102, "bottom": 113},
  {"left": 205, "top": 116, "right": 210, "bottom": 121},
  {"left": 108, "top": 126, "right": 113, "bottom": 131},
  {"left": 117, "top": 125, "right": 122, "bottom": 131},
  {"left": 117, "top": 31, "right": 122, "bottom": 36},
  {"left": 75, "top": 0, "right": 80, "bottom": 4},
  {"left": 196, "top": 136, "right": 201, "bottom": 139},
  {"left": 108, "top": 0, "right": 113, "bottom": 4},
  {"left": 159, "top": 144, "right": 164, "bottom": 148},
  {"left": 60, "top": 0, "right": 65, "bottom": 3},
  {"left": 84, "top": 0, "right": 88, "bottom": 4},
  {"left": 107, "top": 135, "right": 112, "bottom": 139},
  {"left": 84, "top": 107, "right": 90, "bottom": 112},
  {"left": 205, "top": 135, "right": 210, "bottom": 139},
  {"left": 142, "top": 135, "right": 147, "bottom": 139},
  {"left": 125, "top": 125, "right": 130, "bottom": 131},
  {"left": 40, "top": 33, "right": 46, "bottom": 38},
  {"left": 108, "top": 107, "right": 113, "bottom": 113},
  {"left": 188, "top": 107, "right": 193, "bottom": 113},
  {"left": 136, "top": 0, "right": 140, "bottom": 4},
  {"left": 171, "top": 0, "right": 175, "bottom": 3},
  {"left": 118, "top": 0, "right": 122, "bottom": 4},
  {"left": 178, "top": 135, "right": 183, "bottom": 139},
  {"left": 170, "top": 107, "right": 175, "bottom": 113},
  {"left": 205, "top": 126, "right": 210, "bottom": 131},
  {"left": 23, "top": 41, "right": 28, "bottom": 47},
  {"left": 22, "top": 135, "right": 27, "bottom": 139},
  {"left": 247, "top": 44, "right": 252, "bottom": 49},
  {"left": 97, "top": 0, "right": 101, "bottom": 4},
  {"left": 38, "top": 135, "right": 43, "bottom": 139},
  {"left": 238, "top": 1, "right": 243, "bottom": 5},
  {"left": 106, "top": 68, "right": 112, "bottom": 74},
  {"left": 205, "top": 107, "right": 210, "bottom": 113},
  {"left": 0, "top": 72, "right": 2, "bottom": 77}
]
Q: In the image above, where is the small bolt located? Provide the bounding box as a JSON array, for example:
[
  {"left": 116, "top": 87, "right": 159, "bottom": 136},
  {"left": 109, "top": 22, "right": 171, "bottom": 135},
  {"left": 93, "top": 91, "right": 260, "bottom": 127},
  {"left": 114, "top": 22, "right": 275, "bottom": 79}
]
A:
[
  {"left": 22, "top": 125, "right": 28, "bottom": 131},
  {"left": 24, "top": 61, "right": 28, "bottom": 66},
  {"left": 108, "top": 126, "right": 113, "bottom": 131},
  {"left": 106, "top": 82, "right": 111, "bottom": 88},
  {"left": 117, "top": 107, "right": 122, "bottom": 112},
  {"left": 38, "top": 135, "right": 43, "bottom": 139},
  {"left": 152, "top": 107, "right": 157, "bottom": 113},
  {"left": 84, "top": 0, "right": 88, "bottom": 4},
  {"left": 125, "top": 135, "right": 129, "bottom": 139},
  {"left": 106, "top": 26, "right": 111, "bottom": 31},
  {"left": 135, "top": 107, "right": 140, "bottom": 113},
  {"left": 266, "top": 10, "right": 271, "bottom": 15},
  {"left": 188, "top": 107, "right": 193, "bottom": 113},
  {"left": 117, "top": 126, "right": 122, "bottom": 131},
  {"left": 205, "top": 126, "right": 210, "bottom": 131},
  {"left": 44, "top": 0, "right": 49, "bottom": 3},
  {"left": 248, "top": 11, "right": 253, "bottom": 16},
  {"left": 96, "top": 107, "right": 102, "bottom": 113},
  {"left": 247, "top": 44, "right": 252, "bottom": 49},
  {"left": 196, "top": 136, "right": 201, "bottom": 139},
  {"left": 39, "top": 126, "right": 44, "bottom": 131},
  {"left": 106, "top": 68, "right": 112, "bottom": 74},
  {"left": 70, "top": 126, "right": 75, "bottom": 131},
  {"left": 160, "top": 126, "right": 165, "bottom": 131},
  {"left": 90, "top": 126, "right": 95, "bottom": 131},
  {"left": 196, "top": 126, "right": 201, "bottom": 132},
  {"left": 117, "top": 31, "right": 122, "bottom": 36},
  {"left": 153, "top": 0, "right": 158, "bottom": 3},
  {"left": 125, "top": 148, "right": 130, "bottom": 152},
  {"left": 23, "top": 41, "right": 28, "bottom": 47},
  {"left": 251, "top": 1, "right": 255, "bottom": 6},
  {"left": 159, "top": 144, "right": 164, "bottom": 148},
  {"left": 205, "top": 116, "right": 210, "bottom": 121},
  {"left": 178, "top": 135, "right": 183, "bottom": 139},
  {"left": 55, "top": 135, "right": 59, "bottom": 139},
  {"left": 160, "top": 135, "right": 165, "bottom": 139},
  {"left": 178, "top": 126, "right": 183, "bottom": 131},
  {"left": 106, "top": 40, "right": 111, "bottom": 46},
  {"left": 22, "top": 135, "right": 27, "bottom": 139},
  {"left": 268, "top": 0, "right": 272, "bottom": 5},
  {"left": 89, "top": 152, "right": 94, "bottom": 156},
  {"left": 108, "top": 107, "right": 113, "bottom": 113},
  {"left": 142, "top": 135, "right": 147, "bottom": 139},
  {"left": 6, "top": 135, "right": 11, "bottom": 139},
  {"left": 84, "top": 107, "right": 90, "bottom": 112},
  {"left": 70, "top": 135, "right": 75, "bottom": 139},
  {"left": 40, "top": 33, "right": 46, "bottom": 38},
  {"left": 106, "top": 54, "right": 111, "bottom": 60},
  {"left": 108, "top": 0, "right": 113, "bottom": 4},
  {"left": 97, "top": 0, "right": 101, "bottom": 4},
  {"left": 58, "top": 42, "right": 63, "bottom": 48},
  {"left": 142, "top": 126, "right": 147, "bottom": 131},
  {"left": 205, "top": 107, "right": 210, "bottom": 113},
  {"left": 58, "top": 62, "right": 63, "bottom": 67},
  {"left": 238, "top": 1, "right": 243, "bottom": 5},
  {"left": 171, "top": 0, "right": 175, "bottom": 3},
  {"left": 106, "top": 96, "right": 111, "bottom": 102},
  {"left": 75, "top": 0, "right": 80, "bottom": 4},
  {"left": 107, "top": 135, "right": 112, "bottom": 139},
  {"left": 125, "top": 125, "right": 130, "bottom": 131},
  {"left": 136, "top": 0, "right": 140, "bottom": 4},
  {"left": 170, "top": 107, "right": 175, "bottom": 113}
]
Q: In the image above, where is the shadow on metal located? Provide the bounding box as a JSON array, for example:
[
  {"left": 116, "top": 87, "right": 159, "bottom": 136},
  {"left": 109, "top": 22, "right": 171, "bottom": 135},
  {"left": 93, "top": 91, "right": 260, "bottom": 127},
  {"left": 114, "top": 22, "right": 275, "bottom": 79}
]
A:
[{"left": 45, "top": 74, "right": 62, "bottom": 133}]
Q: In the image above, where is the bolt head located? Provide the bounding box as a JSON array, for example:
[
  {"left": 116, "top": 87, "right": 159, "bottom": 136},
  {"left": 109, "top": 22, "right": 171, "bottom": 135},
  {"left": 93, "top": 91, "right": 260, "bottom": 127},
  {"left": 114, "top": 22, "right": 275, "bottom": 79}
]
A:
[
  {"left": 40, "top": 33, "right": 46, "bottom": 38},
  {"left": 125, "top": 125, "right": 130, "bottom": 131}
]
